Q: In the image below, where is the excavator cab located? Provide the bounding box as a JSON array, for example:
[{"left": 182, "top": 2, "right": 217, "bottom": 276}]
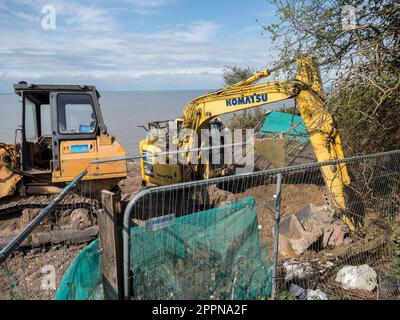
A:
[{"left": 4, "top": 83, "right": 128, "bottom": 196}]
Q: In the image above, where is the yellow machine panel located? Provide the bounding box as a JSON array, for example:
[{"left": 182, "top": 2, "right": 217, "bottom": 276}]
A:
[
  {"left": 53, "top": 136, "right": 127, "bottom": 183},
  {"left": 140, "top": 140, "right": 182, "bottom": 186}
]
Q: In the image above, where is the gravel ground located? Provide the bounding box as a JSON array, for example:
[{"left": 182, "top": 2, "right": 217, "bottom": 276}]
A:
[
  {"left": 0, "top": 245, "right": 85, "bottom": 300},
  {"left": 0, "top": 161, "right": 143, "bottom": 300}
]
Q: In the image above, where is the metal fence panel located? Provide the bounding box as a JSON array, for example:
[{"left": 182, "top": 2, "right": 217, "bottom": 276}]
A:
[
  {"left": 123, "top": 150, "right": 400, "bottom": 300},
  {"left": 123, "top": 175, "right": 275, "bottom": 300},
  {"left": 276, "top": 151, "right": 400, "bottom": 300}
]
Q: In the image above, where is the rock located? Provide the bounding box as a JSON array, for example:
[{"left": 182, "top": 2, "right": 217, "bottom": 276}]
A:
[
  {"left": 324, "top": 221, "right": 348, "bottom": 247},
  {"left": 70, "top": 208, "right": 92, "bottom": 230},
  {"left": 2, "top": 219, "right": 19, "bottom": 233},
  {"left": 58, "top": 209, "right": 73, "bottom": 227},
  {"left": 278, "top": 233, "right": 299, "bottom": 259},
  {"left": 20, "top": 208, "right": 42, "bottom": 228},
  {"left": 278, "top": 204, "right": 348, "bottom": 257},
  {"left": 296, "top": 204, "right": 335, "bottom": 227},
  {"left": 281, "top": 214, "right": 305, "bottom": 239},
  {"left": 290, "top": 228, "right": 324, "bottom": 256},
  {"left": 335, "top": 265, "right": 377, "bottom": 291},
  {"left": 278, "top": 215, "right": 307, "bottom": 258}
]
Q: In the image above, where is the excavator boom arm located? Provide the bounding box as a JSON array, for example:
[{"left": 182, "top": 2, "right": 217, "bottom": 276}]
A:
[
  {"left": 183, "top": 81, "right": 299, "bottom": 131},
  {"left": 140, "top": 55, "right": 355, "bottom": 230},
  {"left": 178, "top": 55, "right": 352, "bottom": 228}
]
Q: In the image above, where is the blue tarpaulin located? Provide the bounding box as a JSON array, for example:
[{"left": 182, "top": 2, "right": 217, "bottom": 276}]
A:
[{"left": 260, "top": 112, "right": 309, "bottom": 143}]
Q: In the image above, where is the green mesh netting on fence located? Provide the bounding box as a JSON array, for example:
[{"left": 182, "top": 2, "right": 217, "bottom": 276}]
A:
[
  {"left": 56, "top": 197, "right": 272, "bottom": 300},
  {"left": 55, "top": 239, "right": 103, "bottom": 300},
  {"left": 130, "top": 196, "right": 271, "bottom": 300}
]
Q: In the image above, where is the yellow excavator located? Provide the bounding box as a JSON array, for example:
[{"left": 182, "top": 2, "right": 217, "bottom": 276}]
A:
[
  {"left": 0, "top": 83, "right": 127, "bottom": 202},
  {"left": 140, "top": 55, "right": 357, "bottom": 231}
]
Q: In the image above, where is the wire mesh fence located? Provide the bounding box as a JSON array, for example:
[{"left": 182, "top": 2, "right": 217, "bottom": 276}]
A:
[
  {"left": 1, "top": 150, "right": 399, "bottom": 300},
  {"left": 124, "top": 181, "right": 274, "bottom": 300},
  {"left": 0, "top": 179, "right": 102, "bottom": 300},
  {"left": 276, "top": 151, "right": 400, "bottom": 300},
  {"left": 123, "top": 150, "right": 400, "bottom": 300}
]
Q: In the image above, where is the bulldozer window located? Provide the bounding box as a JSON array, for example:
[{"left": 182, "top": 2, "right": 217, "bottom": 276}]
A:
[
  {"left": 25, "top": 99, "right": 38, "bottom": 142},
  {"left": 40, "top": 104, "right": 52, "bottom": 136},
  {"left": 57, "top": 94, "right": 97, "bottom": 134}
]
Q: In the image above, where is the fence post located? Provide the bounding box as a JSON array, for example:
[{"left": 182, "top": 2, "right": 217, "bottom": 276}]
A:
[
  {"left": 271, "top": 172, "right": 282, "bottom": 299},
  {"left": 98, "top": 190, "right": 124, "bottom": 300}
]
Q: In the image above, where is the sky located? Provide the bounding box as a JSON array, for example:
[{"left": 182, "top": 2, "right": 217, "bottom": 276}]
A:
[{"left": 0, "top": 0, "right": 279, "bottom": 92}]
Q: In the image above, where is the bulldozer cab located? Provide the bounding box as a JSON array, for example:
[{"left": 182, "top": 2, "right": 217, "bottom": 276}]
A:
[
  {"left": 13, "top": 83, "right": 127, "bottom": 188},
  {"left": 14, "top": 83, "right": 104, "bottom": 175},
  {"left": 0, "top": 83, "right": 125, "bottom": 198}
]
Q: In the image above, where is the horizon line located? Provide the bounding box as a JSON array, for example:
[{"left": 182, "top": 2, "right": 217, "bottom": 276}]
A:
[{"left": 0, "top": 88, "right": 217, "bottom": 95}]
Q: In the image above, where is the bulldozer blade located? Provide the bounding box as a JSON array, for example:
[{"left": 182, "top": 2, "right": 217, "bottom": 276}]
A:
[{"left": 0, "top": 148, "right": 22, "bottom": 199}]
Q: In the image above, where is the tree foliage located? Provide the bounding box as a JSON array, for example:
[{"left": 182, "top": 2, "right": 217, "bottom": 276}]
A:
[
  {"left": 227, "top": 108, "right": 266, "bottom": 130},
  {"left": 265, "top": 0, "right": 400, "bottom": 155},
  {"left": 223, "top": 65, "right": 255, "bottom": 86}
]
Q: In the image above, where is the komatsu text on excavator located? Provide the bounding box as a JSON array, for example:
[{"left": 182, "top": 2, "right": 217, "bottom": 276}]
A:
[
  {"left": 139, "top": 55, "right": 357, "bottom": 230},
  {"left": 0, "top": 83, "right": 127, "bottom": 199}
]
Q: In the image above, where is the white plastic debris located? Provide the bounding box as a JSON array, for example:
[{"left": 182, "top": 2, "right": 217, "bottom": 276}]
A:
[
  {"left": 283, "top": 259, "right": 313, "bottom": 282},
  {"left": 289, "top": 284, "right": 328, "bottom": 300},
  {"left": 306, "top": 289, "right": 328, "bottom": 300},
  {"left": 335, "top": 265, "right": 377, "bottom": 291},
  {"left": 289, "top": 284, "right": 307, "bottom": 299}
]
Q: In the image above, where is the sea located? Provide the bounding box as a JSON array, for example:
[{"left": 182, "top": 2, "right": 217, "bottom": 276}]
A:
[{"left": 0, "top": 90, "right": 289, "bottom": 156}]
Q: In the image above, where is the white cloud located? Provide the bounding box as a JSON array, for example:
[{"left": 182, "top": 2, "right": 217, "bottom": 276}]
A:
[
  {"left": 64, "top": 6, "right": 118, "bottom": 32},
  {"left": 145, "top": 21, "right": 219, "bottom": 43},
  {"left": 0, "top": 1, "right": 270, "bottom": 91},
  {"left": 127, "top": 67, "right": 222, "bottom": 79},
  {"left": 9, "top": 10, "right": 40, "bottom": 22}
]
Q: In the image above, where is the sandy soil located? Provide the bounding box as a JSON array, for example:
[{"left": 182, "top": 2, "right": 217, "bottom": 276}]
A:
[{"left": 235, "top": 183, "right": 327, "bottom": 251}]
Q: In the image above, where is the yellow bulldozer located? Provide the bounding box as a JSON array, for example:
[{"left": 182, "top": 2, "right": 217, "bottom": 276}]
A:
[
  {"left": 139, "top": 55, "right": 358, "bottom": 231},
  {"left": 0, "top": 83, "right": 127, "bottom": 202}
]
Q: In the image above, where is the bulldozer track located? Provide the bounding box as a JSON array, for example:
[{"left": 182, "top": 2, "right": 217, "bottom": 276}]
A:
[{"left": 0, "top": 193, "right": 99, "bottom": 216}]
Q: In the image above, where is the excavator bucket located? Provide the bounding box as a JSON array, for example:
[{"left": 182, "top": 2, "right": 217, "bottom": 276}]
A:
[{"left": 0, "top": 146, "right": 22, "bottom": 199}]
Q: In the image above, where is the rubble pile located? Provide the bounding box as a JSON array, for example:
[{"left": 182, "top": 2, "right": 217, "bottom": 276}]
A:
[{"left": 278, "top": 204, "right": 349, "bottom": 258}]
